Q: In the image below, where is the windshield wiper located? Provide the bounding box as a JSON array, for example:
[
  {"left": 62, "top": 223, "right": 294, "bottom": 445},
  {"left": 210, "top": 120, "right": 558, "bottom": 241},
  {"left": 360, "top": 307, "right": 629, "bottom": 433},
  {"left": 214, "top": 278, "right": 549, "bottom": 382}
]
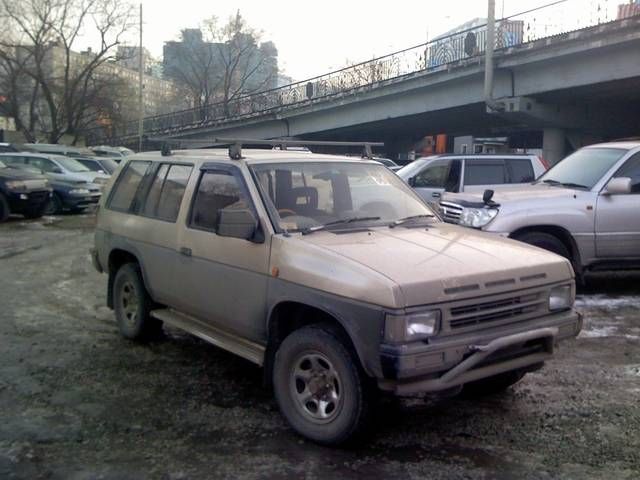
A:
[
  {"left": 301, "top": 216, "right": 381, "bottom": 235},
  {"left": 389, "top": 214, "right": 435, "bottom": 228},
  {"left": 541, "top": 179, "right": 588, "bottom": 189}
]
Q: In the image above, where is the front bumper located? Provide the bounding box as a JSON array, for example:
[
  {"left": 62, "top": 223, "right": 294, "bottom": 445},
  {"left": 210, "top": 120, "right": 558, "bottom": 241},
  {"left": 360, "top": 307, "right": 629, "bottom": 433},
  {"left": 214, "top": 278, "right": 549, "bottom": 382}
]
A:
[
  {"left": 61, "top": 192, "right": 101, "bottom": 209},
  {"left": 6, "top": 190, "right": 52, "bottom": 213},
  {"left": 378, "top": 309, "right": 582, "bottom": 395}
]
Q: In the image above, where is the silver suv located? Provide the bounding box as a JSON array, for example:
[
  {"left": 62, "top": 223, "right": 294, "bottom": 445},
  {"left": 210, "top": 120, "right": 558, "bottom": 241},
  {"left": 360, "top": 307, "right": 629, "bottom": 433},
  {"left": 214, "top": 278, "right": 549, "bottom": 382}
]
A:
[
  {"left": 440, "top": 142, "right": 640, "bottom": 277},
  {"left": 92, "top": 142, "right": 582, "bottom": 445}
]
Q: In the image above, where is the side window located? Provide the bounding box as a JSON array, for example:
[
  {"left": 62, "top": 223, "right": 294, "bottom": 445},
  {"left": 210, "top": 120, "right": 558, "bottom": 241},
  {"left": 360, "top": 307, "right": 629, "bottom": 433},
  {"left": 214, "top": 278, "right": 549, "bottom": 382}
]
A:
[
  {"left": 108, "top": 161, "right": 151, "bottom": 212},
  {"left": 464, "top": 161, "right": 507, "bottom": 186},
  {"left": 155, "top": 165, "right": 193, "bottom": 221},
  {"left": 28, "top": 157, "right": 57, "bottom": 173},
  {"left": 414, "top": 160, "right": 450, "bottom": 188},
  {"left": 506, "top": 159, "right": 535, "bottom": 183},
  {"left": 614, "top": 153, "right": 640, "bottom": 193},
  {"left": 190, "top": 170, "right": 252, "bottom": 231}
]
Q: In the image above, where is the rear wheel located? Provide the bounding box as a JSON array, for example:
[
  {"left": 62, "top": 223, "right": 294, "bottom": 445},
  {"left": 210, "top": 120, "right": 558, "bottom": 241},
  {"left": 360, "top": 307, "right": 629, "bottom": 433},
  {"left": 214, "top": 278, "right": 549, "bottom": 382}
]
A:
[
  {"left": 513, "top": 232, "right": 571, "bottom": 260},
  {"left": 272, "top": 324, "right": 371, "bottom": 445},
  {"left": 0, "top": 193, "right": 9, "bottom": 222},
  {"left": 44, "top": 193, "right": 63, "bottom": 215},
  {"left": 462, "top": 370, "right": 526, "bottom": 398},
  {"left": 113, "top": 263, "right": 162, "bottom": 341}
]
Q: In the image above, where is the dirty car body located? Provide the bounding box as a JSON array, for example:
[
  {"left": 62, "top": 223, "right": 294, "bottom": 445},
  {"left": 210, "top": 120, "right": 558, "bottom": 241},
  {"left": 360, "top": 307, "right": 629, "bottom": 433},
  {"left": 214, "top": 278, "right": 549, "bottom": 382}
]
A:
[{"left": 93, "top": 148, "right": 582, "bottom": 444}]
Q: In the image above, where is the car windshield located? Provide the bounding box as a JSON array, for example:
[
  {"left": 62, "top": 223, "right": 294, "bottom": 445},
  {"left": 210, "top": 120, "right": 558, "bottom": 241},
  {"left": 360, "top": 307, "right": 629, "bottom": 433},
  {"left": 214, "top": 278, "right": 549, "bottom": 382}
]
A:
[
  {"left": 396, "top": 158, "right": 430, "bottom": 180},
  {"left": 251, "top": 161, "right": 436, "bottom": 232},
  {"left": 56, "top": 156, "right": 90, "bottom": 172},
  {"left": 537, "top": 148, "right": 627, "bottom": 189},
  {"left": 99, "top": 158, "right": 118, "bottom": 173}
]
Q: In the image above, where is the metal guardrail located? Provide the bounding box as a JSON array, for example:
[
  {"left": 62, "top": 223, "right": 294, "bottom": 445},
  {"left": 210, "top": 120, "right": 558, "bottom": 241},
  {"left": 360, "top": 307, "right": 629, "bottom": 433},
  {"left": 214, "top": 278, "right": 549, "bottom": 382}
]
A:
[{"left": 87, "top": 0, "right": 636, "bottom": 146}]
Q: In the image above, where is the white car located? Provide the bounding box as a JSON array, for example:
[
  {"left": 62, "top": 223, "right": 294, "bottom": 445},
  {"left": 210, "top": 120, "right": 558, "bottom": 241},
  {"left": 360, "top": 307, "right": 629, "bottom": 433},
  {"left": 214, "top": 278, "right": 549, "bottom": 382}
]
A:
[
  {"left": 0, "top": 152, "right": 110, "bottom": 185},
  {"left": 397, "top": 154, "right": 548, "bottom": 205}
]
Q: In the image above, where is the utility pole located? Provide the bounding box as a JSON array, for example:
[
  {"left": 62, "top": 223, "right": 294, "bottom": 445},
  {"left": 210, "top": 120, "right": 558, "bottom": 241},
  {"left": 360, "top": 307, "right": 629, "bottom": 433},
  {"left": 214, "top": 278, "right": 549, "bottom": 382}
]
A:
[
  {"left": 138, "top": 3, "right": 143, "bottom": 152},
  {"left": 484, "top": 0, "right": 500, "bottom": 112}
]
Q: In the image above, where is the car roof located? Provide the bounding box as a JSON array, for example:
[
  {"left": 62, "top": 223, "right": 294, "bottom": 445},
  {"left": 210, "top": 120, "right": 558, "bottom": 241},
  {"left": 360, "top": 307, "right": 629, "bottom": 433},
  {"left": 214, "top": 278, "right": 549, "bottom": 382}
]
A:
[
  {"left": 434, "top": 153, "right": 539, "bottom": 159},
  {"left": 128, "top": 149, "right": 380, "bottom": 166},
  {"left": 583, "top": 141, "right": 640, "bottom": 150}
]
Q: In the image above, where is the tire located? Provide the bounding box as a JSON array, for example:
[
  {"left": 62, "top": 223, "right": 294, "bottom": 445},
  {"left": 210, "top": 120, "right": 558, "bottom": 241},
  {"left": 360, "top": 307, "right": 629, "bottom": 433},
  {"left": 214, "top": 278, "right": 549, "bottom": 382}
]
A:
[
  {"left": 462, "top": 370, "right": 526, "bottom": 398},
  {"left": 44, "top": 193, "right": 63, "bottom": 215},
  {"left": 513, "top": 232, "right": 571, "bottom": 260},
  {"left": 113, "top": 263, "right": 162, "bottom": 341},
  {"left": 272, "top": 324, "right": 371, "bottom": 446},
  {"left": 0, "top": 193, "right": 9, "bottom": 222}
]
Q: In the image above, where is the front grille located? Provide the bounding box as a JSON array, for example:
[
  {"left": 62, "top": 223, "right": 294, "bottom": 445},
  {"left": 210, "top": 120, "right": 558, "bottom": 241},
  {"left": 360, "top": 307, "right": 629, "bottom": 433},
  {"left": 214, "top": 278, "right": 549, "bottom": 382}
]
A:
[
  {"left": 448, "top": 292, "right": 546, "bottom": 330},
  {"left": 439, "top": 201, "right": 463, "bottom": 224}
]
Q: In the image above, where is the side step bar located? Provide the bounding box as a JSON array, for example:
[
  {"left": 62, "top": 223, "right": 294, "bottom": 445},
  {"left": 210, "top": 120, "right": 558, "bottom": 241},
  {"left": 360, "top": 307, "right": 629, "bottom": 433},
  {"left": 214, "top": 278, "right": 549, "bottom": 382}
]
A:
[{"left": 151, "top": 309, "right": 266, "bottom": 366}]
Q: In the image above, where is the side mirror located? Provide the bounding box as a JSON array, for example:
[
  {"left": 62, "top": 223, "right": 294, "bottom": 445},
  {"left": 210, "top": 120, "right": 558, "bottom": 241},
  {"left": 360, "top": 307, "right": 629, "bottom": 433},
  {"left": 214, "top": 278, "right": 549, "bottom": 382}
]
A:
[
  {"left": 216, "top": 208, "right": 262, "bottom": 242},
  {"left": 604, "top": 177, "right": 632, "bottom": 195},
  {"left": 408, "top": 176, "right": 416, "bottom": 187}
]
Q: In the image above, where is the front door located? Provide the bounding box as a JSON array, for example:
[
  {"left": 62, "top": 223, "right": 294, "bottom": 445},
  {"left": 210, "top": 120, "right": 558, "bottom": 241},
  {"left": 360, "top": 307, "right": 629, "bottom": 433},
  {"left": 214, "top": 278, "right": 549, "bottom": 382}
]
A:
[
  {"left": 595, "top": 152, "right": 640, "bottom": 258},
  {"left": 413, "top": 159, "right": 460, "bottom": 207},
  {"left": 175, "top": 164, "right": 270, "bottom": 342}
]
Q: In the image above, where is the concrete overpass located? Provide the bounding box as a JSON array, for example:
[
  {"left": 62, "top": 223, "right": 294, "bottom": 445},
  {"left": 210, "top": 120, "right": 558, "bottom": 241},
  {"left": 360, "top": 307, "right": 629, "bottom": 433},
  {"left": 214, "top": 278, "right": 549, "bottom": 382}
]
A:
[{"left": 90, "top": 12, "right": 640, "bottom": 163}]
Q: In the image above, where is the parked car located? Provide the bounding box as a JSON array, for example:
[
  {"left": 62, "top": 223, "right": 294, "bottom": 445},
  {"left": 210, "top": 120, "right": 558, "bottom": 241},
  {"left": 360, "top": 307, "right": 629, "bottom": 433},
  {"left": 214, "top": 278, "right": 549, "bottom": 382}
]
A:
[
  {"left": 398, "top": 154, "right": 548, "bottom": 206},
  {"left": 92, "top": 143, "right": 582, "bottom": 445},
  {"left": 43, "top": 179, "right": 102, "bottom": 214},
  {"left": 439, "top": 141, "right": 640, "bottom": 278},
  {"left": 23, "top": 143, "right": 93, "bottom": 158},
  {"left": 372, "top": 157, "right": 402, "bottom": 171},
  {"left": 0, "top": 159, "right": 51, "bottom": 221},
  {"left": 0, "top": 152, "right": 109, "bottom": 185},
  {"left": 90, "top": 145, "right": 134, "bottom": 161},
  {"left": 75, "top": 156, "right": 119, "bottom": 175}
]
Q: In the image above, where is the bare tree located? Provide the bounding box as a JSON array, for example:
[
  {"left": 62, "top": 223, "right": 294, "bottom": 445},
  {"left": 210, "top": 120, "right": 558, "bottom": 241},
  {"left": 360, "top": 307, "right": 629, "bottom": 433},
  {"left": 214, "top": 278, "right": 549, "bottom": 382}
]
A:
[
  {"left": 166, "top": 11, "right": 277, "bottom": 118},
  {"left": 0, "top": 0, "right": 135, "bottom": 143}
]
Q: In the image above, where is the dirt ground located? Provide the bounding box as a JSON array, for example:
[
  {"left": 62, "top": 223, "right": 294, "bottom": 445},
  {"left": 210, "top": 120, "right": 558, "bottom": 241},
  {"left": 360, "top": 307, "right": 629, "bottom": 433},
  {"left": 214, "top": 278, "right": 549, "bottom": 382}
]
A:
[{"left": 1, "top": 214, "right": 639, "bottom": 480}]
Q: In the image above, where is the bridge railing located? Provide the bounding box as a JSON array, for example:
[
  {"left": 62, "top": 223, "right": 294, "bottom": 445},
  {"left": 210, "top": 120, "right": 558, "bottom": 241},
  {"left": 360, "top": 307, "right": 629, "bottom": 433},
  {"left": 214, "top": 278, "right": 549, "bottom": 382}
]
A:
[{"left": 87, "top": 0, "right": 634, "bottom": 146}]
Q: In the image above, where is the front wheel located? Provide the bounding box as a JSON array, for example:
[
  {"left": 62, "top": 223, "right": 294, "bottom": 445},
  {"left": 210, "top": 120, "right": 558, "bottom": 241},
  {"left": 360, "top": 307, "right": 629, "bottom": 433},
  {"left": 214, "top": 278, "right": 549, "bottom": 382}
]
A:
[
  {"left": 272, "top": 325, "right": 371, "bottom": 446},
  {"left": 0, "top": 193, "right": 10, "bottom": 222}
]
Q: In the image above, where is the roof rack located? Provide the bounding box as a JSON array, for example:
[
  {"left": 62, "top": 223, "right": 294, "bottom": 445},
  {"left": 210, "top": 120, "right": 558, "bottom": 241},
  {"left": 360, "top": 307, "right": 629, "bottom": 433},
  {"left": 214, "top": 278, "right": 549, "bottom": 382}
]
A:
[{"left": 148, "top": 136, "right": 384, "bottom": 160}]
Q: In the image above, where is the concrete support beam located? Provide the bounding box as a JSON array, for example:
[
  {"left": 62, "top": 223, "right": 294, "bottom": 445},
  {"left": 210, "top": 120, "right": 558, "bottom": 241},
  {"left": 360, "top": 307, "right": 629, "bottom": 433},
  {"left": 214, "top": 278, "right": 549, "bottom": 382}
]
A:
[{"left": 543, "top": 128, "right": 566, "bottom": 165}]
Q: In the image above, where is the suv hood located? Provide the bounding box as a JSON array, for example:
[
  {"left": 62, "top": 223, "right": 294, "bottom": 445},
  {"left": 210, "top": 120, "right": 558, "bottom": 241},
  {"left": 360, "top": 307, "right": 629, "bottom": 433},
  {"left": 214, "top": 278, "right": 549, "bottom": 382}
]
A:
[
  {"left": 444, "top": 183, "right": 579, "bottom": 204},
  {"left": 297, "top": 223, "right": 573, "bottom": 307}
]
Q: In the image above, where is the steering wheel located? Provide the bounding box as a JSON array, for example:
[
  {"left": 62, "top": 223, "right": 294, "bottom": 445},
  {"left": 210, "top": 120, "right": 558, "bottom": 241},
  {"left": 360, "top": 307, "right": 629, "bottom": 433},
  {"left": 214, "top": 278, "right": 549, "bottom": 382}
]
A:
[{"left": 277, "top": 208, "right": 297, "bottom": 217}]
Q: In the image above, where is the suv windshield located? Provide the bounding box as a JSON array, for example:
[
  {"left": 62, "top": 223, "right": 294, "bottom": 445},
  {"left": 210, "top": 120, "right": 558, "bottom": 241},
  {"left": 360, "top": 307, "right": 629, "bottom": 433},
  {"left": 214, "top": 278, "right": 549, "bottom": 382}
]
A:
[
  {"left": 56, "top": 157, "right": 90, "bottom": 172},
  {"left": 537, "top": 148, "right": 627, "bottom": 189},
  {"left": 251, "top": 161, "right": 436, "bottom": 232}
]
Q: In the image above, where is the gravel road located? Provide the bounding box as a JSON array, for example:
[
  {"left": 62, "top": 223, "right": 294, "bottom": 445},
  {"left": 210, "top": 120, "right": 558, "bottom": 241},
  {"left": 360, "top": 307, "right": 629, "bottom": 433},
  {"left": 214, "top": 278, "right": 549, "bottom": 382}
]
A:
[{"left": 1, "top": 214, "right": 639, "bottom": 479}]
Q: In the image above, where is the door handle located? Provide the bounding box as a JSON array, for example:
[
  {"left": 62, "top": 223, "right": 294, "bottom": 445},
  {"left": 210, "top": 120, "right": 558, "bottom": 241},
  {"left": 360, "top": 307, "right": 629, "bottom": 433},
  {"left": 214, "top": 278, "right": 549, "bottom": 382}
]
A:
[
  {"left": 179, "top": 247, "right": 192, "bottom": 257},
  {"left": 432, "top": 192, "right": 441, "bottom": 198}
]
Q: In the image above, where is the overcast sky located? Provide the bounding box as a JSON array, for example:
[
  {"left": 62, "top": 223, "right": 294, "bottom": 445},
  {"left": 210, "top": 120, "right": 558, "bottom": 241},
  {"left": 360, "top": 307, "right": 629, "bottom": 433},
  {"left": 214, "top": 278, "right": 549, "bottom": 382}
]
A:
[{"left": 119, "top": 0, "right": 612, "bottom": 81}]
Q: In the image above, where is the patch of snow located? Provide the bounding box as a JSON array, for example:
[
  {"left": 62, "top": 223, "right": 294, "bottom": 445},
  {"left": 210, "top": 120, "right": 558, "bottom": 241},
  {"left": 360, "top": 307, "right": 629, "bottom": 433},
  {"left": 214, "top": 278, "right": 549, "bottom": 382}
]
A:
[
  {"left": 578, "top": 326, "right": 618, "bottom": 338},
  {"left": 575, "top": 295, "right": 640, "bottom": 309}
]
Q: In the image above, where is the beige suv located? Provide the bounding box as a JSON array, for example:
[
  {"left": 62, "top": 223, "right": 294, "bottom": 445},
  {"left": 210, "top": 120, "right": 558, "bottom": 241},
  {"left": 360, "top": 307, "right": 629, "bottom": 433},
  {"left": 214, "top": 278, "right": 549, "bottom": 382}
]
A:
[{"left": 92, "top": 143, "right": 582, "bottom": 445}]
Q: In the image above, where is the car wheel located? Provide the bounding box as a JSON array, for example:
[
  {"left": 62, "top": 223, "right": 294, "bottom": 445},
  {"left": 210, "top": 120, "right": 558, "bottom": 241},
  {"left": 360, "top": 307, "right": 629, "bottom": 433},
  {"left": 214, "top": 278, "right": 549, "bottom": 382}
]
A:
[
  {"left": 0, "top": 193, "right": 9, "bottom": 222},
  {"left": 513, "top": 232, "right": 571, "bottom": 260},
  {"left": 272, "top": 324, "right": 371, "bottom": 445},
  {"left": 462, "top": 370, "right": 526, "bottom": 398},
  {"left": 44, "top": 193, "right": 63, "bottom": 215},
  {"left": 113, "top": 263, "right": 162, "bottom": 341}
]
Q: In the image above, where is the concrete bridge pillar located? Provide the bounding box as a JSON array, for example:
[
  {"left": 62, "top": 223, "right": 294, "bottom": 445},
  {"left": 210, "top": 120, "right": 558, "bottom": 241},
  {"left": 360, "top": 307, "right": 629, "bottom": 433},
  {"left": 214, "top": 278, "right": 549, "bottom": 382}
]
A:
[{"left": 542, "top": 128, "right": 567, "bottom": 165}]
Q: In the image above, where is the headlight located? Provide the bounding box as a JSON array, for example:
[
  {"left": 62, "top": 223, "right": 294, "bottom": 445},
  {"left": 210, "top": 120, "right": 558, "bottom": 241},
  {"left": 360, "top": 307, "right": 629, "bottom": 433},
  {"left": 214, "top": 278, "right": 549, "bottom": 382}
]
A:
[
  {"left": 93, "top": 177, "right": 108, "bottom": 185},
  {"left": 5, "top": 180, "right": 27, "bottom": 191},
  {"left": 459, "top": 207, "right": 498, "bottom": 228},
  {"left": 384, "top": 310, "right": 441, "bottom": 343},
  {"left": 69, "top": 188, "right": 90, "bottom": 195},
  {"left": 549, "top": 285, "right": 573, "bottom": 311}
]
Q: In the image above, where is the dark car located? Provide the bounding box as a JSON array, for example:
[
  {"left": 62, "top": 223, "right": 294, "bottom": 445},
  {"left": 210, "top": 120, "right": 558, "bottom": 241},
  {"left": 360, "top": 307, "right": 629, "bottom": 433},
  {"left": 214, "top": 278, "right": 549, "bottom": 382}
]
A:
[
  {"left": 75, "top": 156, "right": 118, "bottom": 175},
  {"left": 4, "top": 162, "right": 101, "bottom": 214},
  {"left": 0, "top": 160, "right": 52, "bottom": 222}
]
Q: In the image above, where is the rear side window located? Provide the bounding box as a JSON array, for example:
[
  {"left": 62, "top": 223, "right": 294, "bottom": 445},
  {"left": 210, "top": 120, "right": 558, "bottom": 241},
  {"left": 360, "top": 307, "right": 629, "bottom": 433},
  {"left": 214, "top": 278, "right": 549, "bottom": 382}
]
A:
[
  {"left": 108, "top": 161, "right": 151, "bottom": 212},
  {"left": 464, "top": 161, "right": 506, "bottom": 186},
  {"left": 190, "top": 170, "right": 252, "bottom": 231},
  {"left": 506, "top": 159, "right": 535, "bottom": 183},
  {"left": 413, "top": 160, "right": 451, "bottom": 188},
  {"left": 155, "top": 165, "right": 193, "bottom": 221}
]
